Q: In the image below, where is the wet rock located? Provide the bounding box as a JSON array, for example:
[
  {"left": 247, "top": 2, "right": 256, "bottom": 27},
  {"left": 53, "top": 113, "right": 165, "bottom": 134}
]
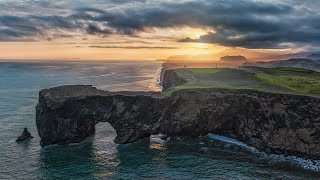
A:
[
  {"left": 199, "top": 147, "right": 208, "bottom": 154},
  {"left": 159, "top": 134, "right": 169, "bottom": 141},
  {"left": 16, "top": 128, "right": 34, "bottom": 142}
]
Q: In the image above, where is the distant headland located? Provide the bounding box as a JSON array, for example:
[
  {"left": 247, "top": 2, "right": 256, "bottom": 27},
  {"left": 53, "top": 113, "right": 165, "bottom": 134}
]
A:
[{"left": 219, "top": 55, "right": 248, "bottom": 62}]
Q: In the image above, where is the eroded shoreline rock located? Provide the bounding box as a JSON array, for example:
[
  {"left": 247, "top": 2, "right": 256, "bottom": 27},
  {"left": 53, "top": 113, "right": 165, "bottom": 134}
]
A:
[
  {"left": 36, "top": 85, "right": 320, "bottom": 160},
  {"left": 16, "top": 128, "right": 34, "bottom": 142}
]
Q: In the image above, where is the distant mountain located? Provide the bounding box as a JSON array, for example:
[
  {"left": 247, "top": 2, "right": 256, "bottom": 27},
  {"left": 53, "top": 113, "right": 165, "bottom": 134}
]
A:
[
  {"left": 243, "top": 58, "right": 320, "bottom": 71},
  {"left": 307, "top": 53, "right": 320, "bottom": 60},
  {"left": 219, "top": 55, "right": 248, "bottom": 62},
  {"left": 256, "top": 52, "right": 320, "bottom": 61}
]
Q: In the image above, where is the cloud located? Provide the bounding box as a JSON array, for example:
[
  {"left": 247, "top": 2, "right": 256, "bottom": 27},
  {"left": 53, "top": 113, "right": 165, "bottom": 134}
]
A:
[
  {"left": 0, "top": 0, "right": 320, "bottom": 49},
  {"left": 88, "top": 45, "right": 178, "bottom": 49}
]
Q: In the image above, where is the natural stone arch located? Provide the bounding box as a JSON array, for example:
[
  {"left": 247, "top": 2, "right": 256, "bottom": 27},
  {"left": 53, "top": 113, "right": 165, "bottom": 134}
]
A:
[
  {"left": 36, "top": 85, "right": 165, "bottom": 145},
  {"left": 36, "top": 85, "right": 320, "bottom": 159}
]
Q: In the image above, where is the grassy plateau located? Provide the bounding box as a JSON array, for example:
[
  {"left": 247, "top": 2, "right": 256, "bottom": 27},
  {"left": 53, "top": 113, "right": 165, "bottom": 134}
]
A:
[{"left": 162, "top": 67, "right": 320, "bottom": 97}]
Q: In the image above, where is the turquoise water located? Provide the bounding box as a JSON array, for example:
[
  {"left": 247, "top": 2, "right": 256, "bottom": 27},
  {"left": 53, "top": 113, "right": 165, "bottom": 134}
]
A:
[{"left": 0, "top": 61, "right": 319, "bottom": 179}]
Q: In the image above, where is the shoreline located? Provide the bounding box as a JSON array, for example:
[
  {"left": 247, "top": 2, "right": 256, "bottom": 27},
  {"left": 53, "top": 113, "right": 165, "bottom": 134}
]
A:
[
  {"left": 207, "top": 133, "right": 320, "bottom": 172},
  {"left": 155, "top": 64, "right": 163, "bottom": 91}
]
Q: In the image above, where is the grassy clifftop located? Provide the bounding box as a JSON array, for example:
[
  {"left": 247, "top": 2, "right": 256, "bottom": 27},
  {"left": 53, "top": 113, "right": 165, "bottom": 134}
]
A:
[{"left": 162, "top": 67, "right": 320, "bottom": 97}]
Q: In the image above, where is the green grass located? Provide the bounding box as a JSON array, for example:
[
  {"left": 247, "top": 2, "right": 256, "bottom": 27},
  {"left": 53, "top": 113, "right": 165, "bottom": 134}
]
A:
[
  {"left": 161, "top": 83, "right": 232, "bottom": 97},
  {"left": 256, "top": 73, "right": 320, "bottom": 94},
  {"left": 161, "top": 81, "right": 250, "bottom": 97},
  {"left": 161, "top": 67, "right": 320, "bottom": 97},
  {"left": 160, "top": 82, "right": 280, "bottom": 97},
  {"left": 271, "top": 67, "right": 314, "bottom": 73},
  {"left": 187, "top": 68, "right": 222, "bottom": 74}
]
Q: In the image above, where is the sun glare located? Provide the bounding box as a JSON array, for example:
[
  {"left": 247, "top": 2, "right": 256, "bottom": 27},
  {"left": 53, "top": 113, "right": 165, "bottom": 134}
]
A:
[
  {"left": 183, "top": 27, "right": 214, "bottom": 39},
  {"left": 194, "top": 43, "right": 207, "bottom": 49}
]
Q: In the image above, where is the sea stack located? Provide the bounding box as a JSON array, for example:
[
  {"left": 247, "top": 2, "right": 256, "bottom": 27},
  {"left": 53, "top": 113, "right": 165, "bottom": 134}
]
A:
[{"left": 16, "top": 128, "right": 34, "bottom": 142}]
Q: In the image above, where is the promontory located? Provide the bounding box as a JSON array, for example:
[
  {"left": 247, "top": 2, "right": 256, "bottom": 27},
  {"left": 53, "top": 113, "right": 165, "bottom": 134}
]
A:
[{"left": 36, "top": 67, "right": 320, "bottom": 160}]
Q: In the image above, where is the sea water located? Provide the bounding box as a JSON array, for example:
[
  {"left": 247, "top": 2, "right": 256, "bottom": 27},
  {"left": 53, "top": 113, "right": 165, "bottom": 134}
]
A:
[{"left": 0, "top": 61, "right": 319, "bottom": 179}]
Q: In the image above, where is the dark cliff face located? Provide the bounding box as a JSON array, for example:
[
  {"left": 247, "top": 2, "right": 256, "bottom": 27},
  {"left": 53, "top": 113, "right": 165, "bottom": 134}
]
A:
[
  {"left": 37, "top": 85, "right": 320, "bottom": 159},
  {"left": 36, "top": 85, "right": 165, "bottom": 145},
  {"left": 162, "top": 70, "right": 188, "bottom": 90}
]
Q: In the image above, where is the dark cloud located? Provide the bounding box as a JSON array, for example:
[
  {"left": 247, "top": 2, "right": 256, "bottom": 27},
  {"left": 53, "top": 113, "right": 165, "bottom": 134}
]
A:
[
  {"left": 0, "top": 15, "right": 40, "bottom": 41},
  {"left": 85, "top": 24, "right": 112, "bottom": 35},
  {"left": 1, "top": 0, "right": 320, "bottom": 49}
]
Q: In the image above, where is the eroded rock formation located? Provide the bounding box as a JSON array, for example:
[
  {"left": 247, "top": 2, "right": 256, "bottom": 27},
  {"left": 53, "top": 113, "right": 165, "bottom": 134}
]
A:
[
  {"left": 16, "top": 128, "right": 34, "bottom": 142},
  {"left": 161, "top": 69, "right": 188, "bottom": 90},
  {"left": 36, "top": 84, "right": 320, "bottom": 159}
]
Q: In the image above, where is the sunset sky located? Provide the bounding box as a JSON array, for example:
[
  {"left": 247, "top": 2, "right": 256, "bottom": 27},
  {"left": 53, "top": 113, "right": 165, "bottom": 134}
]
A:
[{"left": 1, "top": 0, "right": 320, "bottom": 61}]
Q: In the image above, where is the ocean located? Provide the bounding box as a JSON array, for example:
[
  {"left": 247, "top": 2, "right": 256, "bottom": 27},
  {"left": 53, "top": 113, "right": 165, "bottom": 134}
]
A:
[{"left": 0, "top": 61, "right": 319, "bottom": 179}]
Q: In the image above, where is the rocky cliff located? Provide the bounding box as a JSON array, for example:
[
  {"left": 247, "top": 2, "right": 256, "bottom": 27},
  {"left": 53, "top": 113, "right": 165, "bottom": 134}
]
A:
[
  {"left": 161, "top": 69, "right": 188, "bottom": 90},
  {"left": 36, "top": 85, "right": 166, "bottom": 145},
  {"left": 36, "top": 73, "right": 320, "bottom": 160}
]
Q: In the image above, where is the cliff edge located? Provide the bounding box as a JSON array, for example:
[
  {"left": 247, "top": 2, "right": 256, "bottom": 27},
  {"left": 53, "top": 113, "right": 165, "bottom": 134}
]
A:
[{"left": 36, "top": 72, "right": 320, "bottom": 160}]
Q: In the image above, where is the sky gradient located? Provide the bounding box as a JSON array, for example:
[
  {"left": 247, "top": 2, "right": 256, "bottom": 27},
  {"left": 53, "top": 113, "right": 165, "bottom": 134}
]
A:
[{"left": 1, "top": 0, "right": 320, "bottom": 61}]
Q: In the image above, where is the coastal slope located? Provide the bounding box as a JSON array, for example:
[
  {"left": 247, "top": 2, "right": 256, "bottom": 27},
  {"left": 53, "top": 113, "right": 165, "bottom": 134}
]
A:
[{"left": 37, "top": 83, "right": 320, "bottom": 159}]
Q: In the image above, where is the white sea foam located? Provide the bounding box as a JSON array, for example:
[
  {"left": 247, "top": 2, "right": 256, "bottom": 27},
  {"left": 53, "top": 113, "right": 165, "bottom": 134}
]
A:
[
  {"left": 155, "top": 65, "right": 163, "bottom": 91},
  {"left": 150, "top": 133, "right": 169, "bottom": 144},
  {"left": 207, "top": 133, "right": 320, "bottom": 172}
]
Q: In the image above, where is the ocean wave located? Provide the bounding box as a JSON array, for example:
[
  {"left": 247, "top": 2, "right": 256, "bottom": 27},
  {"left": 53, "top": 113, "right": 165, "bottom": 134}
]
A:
[
  {"left": 207, "top": 133, "right": 320, "bottom": 172},
  {"left": 155, "top": 65, "right": 163, "bottom": 91}
]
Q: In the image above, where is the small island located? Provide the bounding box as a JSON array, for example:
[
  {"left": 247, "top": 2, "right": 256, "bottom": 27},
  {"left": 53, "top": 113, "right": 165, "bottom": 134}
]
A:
[
  {"left": 36, "top": 66, "right": 320, "bottom": 160},
  {"left": 219, "top": 55, "right": 248, "bottom": 62}
]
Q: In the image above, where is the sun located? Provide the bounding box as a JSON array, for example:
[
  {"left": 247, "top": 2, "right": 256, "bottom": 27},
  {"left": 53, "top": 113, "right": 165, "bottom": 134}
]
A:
[
  {"left": 191, "top": 31, "right": 206, "bottom": 39},
  {"left": 194, "top": 43, "right": 207, "bottom": 49},
  {"left": 186, "top": 28, "right": 211, "bottom": 39}
]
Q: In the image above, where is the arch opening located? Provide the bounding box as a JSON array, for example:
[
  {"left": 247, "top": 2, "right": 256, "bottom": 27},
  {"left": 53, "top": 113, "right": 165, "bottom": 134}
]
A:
[{"left": 94, "top": 122, "right": 117, "bottom": 144}]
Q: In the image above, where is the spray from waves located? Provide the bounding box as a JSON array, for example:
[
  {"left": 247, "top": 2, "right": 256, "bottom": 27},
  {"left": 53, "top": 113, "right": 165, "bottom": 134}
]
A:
[
  {"left": 150, "top": 133, "right": 170, "bottom": 144},
  {"left": 155, "top": 65, "right": 163, "bottom": 91},
  {"left": 207, "top": 133, "right": 320, "bottom": 172}
]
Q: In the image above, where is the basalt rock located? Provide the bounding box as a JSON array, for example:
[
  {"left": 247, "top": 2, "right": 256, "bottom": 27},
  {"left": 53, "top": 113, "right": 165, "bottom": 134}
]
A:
[
  {"left": 161, "top": 70, "right": 188, "bottom": 90},
  {"left": 16, "top": 128, "right": 34, "bottom": 142},
  {"left": 36, "top": 84, "right": 320, "bottom": 159}
]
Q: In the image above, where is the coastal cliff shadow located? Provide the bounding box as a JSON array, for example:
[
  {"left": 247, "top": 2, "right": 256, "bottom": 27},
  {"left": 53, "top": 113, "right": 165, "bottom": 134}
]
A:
[
  {"left": 113, "top": 137, "right": 320, "bottom": 179},
  {"left": 38, "top": 141, "right": 96, "bottom": 179},
  {"left": 38, "top": 122, "right": 320, "bottom": 179}
]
